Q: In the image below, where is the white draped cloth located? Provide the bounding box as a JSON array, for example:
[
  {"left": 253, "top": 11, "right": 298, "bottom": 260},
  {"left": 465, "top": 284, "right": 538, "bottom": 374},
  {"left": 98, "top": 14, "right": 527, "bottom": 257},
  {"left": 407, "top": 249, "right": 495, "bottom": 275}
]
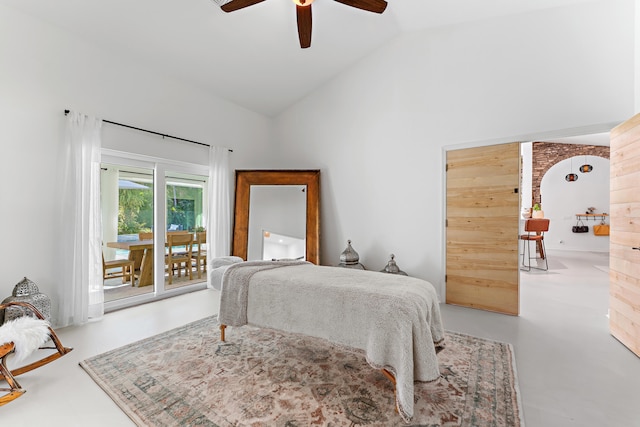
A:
[
  {"left": 206, "top": 146, "right": 232, "bottom": 289},
  {"left": 56, "top": 111, "right": 103, "bottom": 327}
]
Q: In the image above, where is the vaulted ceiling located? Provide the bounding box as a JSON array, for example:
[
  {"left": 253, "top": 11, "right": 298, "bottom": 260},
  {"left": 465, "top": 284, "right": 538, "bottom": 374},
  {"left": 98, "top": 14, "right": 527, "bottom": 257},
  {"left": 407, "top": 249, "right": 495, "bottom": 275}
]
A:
[{"left": 2, "top": 0, "right": 598, "bottom": 117}]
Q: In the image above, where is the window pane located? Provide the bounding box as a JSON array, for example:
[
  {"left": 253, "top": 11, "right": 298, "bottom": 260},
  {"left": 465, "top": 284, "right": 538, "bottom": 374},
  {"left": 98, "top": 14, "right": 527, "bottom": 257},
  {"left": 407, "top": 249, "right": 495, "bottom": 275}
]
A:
[
  {"left": 101, "top": 164, "right": 155, "bottom": 302},
  {"left": 165, "top": 171, "right": 208, "bottom": 290}
]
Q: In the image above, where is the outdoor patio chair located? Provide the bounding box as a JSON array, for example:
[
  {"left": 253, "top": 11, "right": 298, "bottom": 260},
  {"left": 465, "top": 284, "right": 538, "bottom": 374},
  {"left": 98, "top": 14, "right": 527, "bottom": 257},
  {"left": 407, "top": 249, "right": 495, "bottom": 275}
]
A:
[
  {"left": 165, "top": 233, "right": 194, "bottom": 284},
  {"left": 102, "top": 252, "right": 135, "bottom": 286},
  {"left": 138, "top": 232, "right": 153, "bottom": 240},
  {"left": 193, "top": 231, "right": 207, "bottom": 279}
]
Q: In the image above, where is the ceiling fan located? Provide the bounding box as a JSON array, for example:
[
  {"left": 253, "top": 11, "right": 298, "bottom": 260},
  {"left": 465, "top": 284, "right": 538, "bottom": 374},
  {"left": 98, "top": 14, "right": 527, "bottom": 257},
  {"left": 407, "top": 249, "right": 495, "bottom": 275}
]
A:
[{"left": 218, "top": 0, "right": 388, "bottom": 49}]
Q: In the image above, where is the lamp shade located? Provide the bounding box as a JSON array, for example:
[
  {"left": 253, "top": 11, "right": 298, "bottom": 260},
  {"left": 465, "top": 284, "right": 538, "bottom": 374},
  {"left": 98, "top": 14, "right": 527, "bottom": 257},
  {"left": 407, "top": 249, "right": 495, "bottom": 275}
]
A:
[{"left": 579, "top": 155, "right": 593, "bottom": 173}]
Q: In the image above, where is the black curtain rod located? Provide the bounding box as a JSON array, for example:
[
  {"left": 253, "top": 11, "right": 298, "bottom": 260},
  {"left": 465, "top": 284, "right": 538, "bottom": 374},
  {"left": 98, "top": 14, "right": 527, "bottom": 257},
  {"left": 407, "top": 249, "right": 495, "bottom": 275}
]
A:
[{"left": 64, "top": 109, "right": 232, "bottom": 152}]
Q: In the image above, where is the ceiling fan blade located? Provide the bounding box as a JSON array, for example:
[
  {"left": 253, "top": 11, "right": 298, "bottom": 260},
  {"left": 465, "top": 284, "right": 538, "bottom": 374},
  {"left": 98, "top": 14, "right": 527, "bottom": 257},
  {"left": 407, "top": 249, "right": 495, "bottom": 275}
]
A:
[
  {"left": 221, "top": 0, "right": 267, "bottom": 13},
  {"left": 333, "top": 0, "right": 387, "bottom": 14},
  {"left": 296, "top": 5, "right": 312, "bottom": 49}
]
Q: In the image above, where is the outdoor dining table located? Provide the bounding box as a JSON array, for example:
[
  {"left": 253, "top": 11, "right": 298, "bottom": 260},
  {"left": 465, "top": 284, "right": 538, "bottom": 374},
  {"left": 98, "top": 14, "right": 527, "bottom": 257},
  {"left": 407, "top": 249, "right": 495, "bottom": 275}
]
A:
[
  {"left": 107, "top": 236, "right": 202, "bottom": 287},
  {"left": 107, "top": 239, "right": 154, "bottom": 286}
]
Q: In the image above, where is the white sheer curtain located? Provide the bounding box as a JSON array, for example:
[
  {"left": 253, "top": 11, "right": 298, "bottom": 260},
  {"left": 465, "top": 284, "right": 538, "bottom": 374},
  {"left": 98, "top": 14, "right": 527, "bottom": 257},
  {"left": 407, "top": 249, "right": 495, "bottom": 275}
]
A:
[
  {"left": 56, "top": 111, "right": 104, "bottom": 327},
  {"left": 206, "top": 146, "right": 231, "bottom": 288}
]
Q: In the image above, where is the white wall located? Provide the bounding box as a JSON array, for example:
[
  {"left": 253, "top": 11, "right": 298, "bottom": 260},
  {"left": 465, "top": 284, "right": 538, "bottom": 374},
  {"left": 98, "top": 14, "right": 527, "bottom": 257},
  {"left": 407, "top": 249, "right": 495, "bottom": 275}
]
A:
[
  {"left": 272, "top": 0, "right": 636, "bottom": 297},
  {"left": 0, "top": 4, "right": 272, "bottom": 310},
  {"left": 541, "top": 156, "right": 610, "bottom": 252},
  {"left": 1, "top": 0, "right": 635, "bottom": 314}
]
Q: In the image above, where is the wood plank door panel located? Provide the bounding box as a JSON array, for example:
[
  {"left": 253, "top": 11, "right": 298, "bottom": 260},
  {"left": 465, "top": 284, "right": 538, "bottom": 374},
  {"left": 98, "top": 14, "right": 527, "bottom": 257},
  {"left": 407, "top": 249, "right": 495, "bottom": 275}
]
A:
[
  {"left": 610, "top": 113, "right": 640, "bottom": 357},
  {"left": 446, "top": 142, "right": 521, "bottom": 315}
]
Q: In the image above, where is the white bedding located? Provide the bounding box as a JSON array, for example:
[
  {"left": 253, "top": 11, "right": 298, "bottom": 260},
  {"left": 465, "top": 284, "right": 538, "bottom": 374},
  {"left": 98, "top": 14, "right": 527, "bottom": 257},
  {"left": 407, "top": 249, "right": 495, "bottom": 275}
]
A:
[
  {"left": 207, "top": 256, "right": 244, "bottom": 290},
  {"left": 219, "top": 260, "right": 445, "bottom": 423}
]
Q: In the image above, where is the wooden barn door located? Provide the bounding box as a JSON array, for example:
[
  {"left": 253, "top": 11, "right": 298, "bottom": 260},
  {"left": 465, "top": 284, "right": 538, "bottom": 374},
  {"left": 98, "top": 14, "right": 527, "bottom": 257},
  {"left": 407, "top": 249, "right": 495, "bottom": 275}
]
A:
[
  {"left": 446, "top": 142, "right": 521, "bottom": 315},
  {"left": 610, "top": 113, "right": 640, "bottom": 357}
]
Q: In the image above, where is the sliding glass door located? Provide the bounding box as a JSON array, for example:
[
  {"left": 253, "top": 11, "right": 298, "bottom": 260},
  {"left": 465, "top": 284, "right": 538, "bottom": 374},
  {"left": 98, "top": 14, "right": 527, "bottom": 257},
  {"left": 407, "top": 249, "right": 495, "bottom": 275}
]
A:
[
  {"left": 164, "top": 171, "right": 208, "bottom": 290},
  {"left": 100, "top": 155, "right": 209, "bottom": 309},
  {"left": 101, "top": 163, "right": 155, "bottom": 302}
]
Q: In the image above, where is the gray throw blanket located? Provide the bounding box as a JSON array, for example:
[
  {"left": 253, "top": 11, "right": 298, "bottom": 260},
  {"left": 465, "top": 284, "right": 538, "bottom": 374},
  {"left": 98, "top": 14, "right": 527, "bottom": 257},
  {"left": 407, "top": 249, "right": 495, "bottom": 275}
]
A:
[{"left": 219, "top": 261, "right": 445, "bottom": 423}]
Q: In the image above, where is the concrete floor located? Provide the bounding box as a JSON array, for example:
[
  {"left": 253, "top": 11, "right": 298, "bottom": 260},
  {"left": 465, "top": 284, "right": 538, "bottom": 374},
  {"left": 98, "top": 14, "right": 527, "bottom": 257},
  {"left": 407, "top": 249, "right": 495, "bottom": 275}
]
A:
[{"left": 1, "top": 250, "right": 639, "bottom": 426}]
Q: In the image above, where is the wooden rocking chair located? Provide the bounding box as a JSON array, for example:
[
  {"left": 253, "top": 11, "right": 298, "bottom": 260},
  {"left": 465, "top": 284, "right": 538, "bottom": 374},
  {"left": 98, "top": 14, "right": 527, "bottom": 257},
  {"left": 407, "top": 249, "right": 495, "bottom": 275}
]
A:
[{"left": 0, "top": 302, "right": 73, "bottom": 406}]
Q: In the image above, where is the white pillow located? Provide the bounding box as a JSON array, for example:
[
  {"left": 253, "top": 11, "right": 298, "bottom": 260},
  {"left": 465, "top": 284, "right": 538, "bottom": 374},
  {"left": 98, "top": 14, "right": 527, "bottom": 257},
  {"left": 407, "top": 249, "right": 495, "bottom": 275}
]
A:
[
  {"left": 208, "top": 265, "right": 230, "bottom": 291},
  {"left": 209, "top": 256, "right": 244, "bottom": 269},
  {"left": 207, "top": 256, "right": 244, "bottom": 290}
]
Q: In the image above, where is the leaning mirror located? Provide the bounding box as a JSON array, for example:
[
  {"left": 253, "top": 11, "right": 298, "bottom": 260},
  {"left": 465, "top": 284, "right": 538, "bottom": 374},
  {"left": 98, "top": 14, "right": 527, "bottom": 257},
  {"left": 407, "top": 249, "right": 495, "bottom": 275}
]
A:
[{"left": 232, "top": 170, "right": 320, "bottom": 264}]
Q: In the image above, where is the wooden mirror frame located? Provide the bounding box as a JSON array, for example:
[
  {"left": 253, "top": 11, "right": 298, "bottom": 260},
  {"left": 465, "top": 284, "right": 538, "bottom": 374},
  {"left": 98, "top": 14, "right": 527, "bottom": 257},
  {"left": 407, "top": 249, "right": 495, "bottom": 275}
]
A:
[{"left": 232, "top": 170, "right": 320, "bottom": 264}]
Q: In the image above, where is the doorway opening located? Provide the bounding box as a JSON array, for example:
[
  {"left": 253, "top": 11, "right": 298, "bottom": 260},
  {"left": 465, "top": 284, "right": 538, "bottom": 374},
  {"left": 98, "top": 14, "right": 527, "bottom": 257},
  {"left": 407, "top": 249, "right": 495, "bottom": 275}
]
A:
[{"left": 518, "top": 137, "right": 610, "bottom": 274}]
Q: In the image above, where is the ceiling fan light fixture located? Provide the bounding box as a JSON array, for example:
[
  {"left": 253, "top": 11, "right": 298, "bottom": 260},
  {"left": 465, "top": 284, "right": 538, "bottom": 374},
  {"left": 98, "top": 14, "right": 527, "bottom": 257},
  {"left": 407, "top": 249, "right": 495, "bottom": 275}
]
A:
[{"left": 219, "top": 0, "right": 386, "bottom": 47}]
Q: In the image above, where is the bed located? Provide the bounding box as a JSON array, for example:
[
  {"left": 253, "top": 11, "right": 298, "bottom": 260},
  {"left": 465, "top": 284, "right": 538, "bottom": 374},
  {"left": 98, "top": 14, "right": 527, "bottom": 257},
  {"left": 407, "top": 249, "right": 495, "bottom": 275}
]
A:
[{"left": 217, "top": 260, "right": 445, "bottom": 423}]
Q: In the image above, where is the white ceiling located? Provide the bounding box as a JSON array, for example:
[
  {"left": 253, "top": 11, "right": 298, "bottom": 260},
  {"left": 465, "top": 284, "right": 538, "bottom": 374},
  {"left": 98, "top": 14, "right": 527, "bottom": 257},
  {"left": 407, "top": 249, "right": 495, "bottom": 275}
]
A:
[{"left": 2, "top": 0, "right": 598, "bottom": 116}]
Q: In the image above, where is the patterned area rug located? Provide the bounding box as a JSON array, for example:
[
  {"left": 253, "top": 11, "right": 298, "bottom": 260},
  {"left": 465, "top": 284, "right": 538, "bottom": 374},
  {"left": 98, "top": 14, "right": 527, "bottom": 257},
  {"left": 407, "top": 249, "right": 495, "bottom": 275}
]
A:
[{"left": 80, "top": 316, "right": 523, "bottom": 426}]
